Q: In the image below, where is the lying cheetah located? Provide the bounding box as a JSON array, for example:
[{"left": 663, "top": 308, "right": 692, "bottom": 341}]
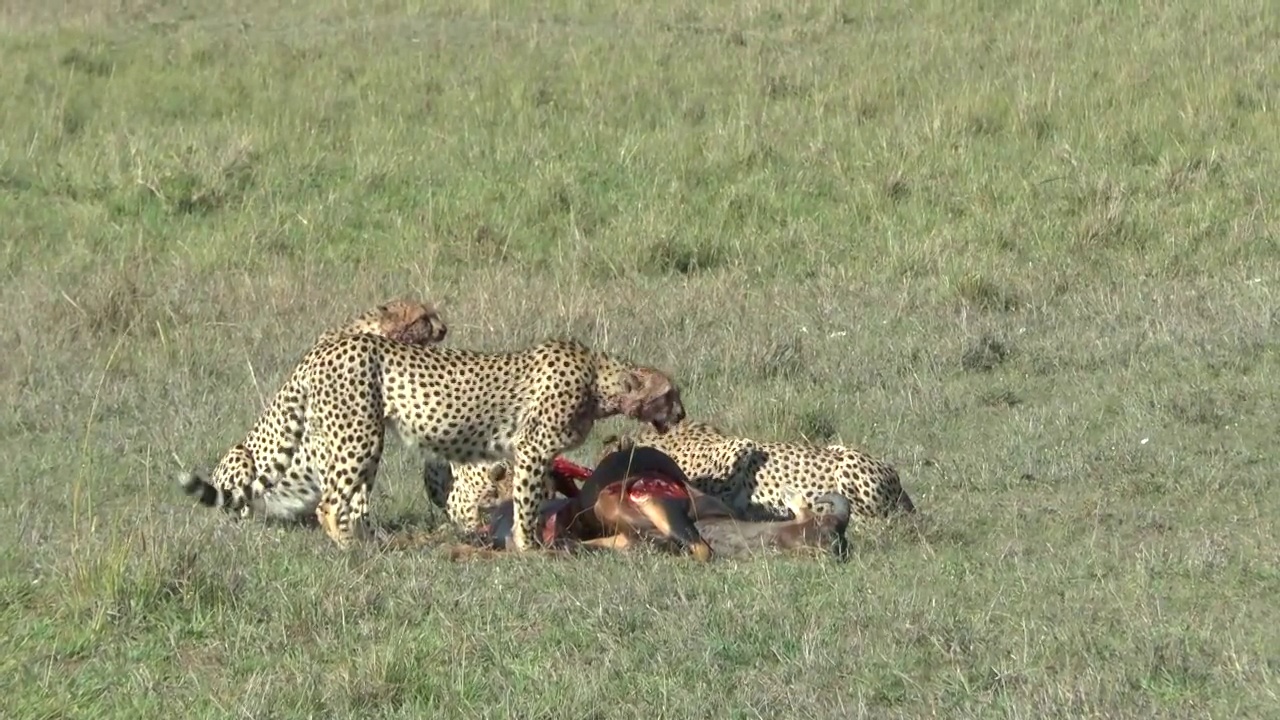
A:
[
  {"left": 288, "top": 334, "right": 685, "bottom": 549},
  {"left": 599, "top": 420, "right": 914, "bottom": 522},
  {"left": 177, "top": 298, "right": 448, "bottom": 521}
]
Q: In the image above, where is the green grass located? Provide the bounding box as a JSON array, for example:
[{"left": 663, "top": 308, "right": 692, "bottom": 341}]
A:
[{"left": 2, "top": 0, "right": 1279, "bottom": 716}]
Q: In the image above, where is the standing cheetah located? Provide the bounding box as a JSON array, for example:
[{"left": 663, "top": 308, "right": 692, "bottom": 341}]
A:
[
  {"left": 599, "top": 420, "right": 914, "bottom": 522},
  {"left": 287, "top": 334, "right": 685, "bottom": 550},
  {"left": 177, "top": 298, "right": 447, "bottom": 522}
]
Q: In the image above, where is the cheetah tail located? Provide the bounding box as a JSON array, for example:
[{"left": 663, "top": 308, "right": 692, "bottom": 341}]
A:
[{"left": 177, "top": 469, "right": 236, "bottom": 510}]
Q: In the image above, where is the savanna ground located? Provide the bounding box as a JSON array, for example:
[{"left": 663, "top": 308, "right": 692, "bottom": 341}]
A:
[{"left": 1, "top": 0, "right": 1278, "bottom": 717}]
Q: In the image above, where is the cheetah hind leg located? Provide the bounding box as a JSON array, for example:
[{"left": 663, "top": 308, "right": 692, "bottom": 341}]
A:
[
  {"left": 316, "top": 460, "right": 382, "bottom": 548},
  {"left": 316, "top": 475, "right": 375, "bottom": 547},
  {"left": 314, "top": 432, "right": 384, "bottom": 548},
  {"left": 310, "top": 443, "right": 341, "bottom": 542}
]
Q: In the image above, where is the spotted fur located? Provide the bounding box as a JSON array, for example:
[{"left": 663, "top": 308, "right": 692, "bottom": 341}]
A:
[
  {"left": 286, "top": 335, "right": 685, "bottom": 549},
  {"left": 599, "top": 420, "right": 914, "bottom": 522},
  {"left": 177, "top": 298, "right": 448, "bottom": 521},
  {"left": 421, "top": 461, "right": 509, "bottom": 532}
]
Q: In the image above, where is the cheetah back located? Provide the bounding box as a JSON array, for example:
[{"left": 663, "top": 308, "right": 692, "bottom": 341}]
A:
[{"left": 604, "top": 421, "right": 914, "bottom": 521}]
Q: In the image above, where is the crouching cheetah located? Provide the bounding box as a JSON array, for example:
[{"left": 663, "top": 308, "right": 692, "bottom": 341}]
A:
[
  {"left": 599, "top": 420, "right": 914, "bottom": 522},
  {"left": 288, "top": 335, "right": 685, "bottom": 550},
  {"left": 177, "top": 298, "right": 448, "bottom": 522},
  {"left": 425, "top": 454, "right": 593, "bottom": 533},
  {"left": 422, "top": 461, "right": 508, "bottom": 532}
]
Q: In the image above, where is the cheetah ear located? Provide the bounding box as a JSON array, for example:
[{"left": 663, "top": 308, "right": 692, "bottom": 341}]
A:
[
  {"left": 621, "top": 369, "right": 647, "bottom": 393},
  {"left": 383, "top": 301, "right": 435, "bottom": 340},
  {"left": 376, "top": 300, "right": 401, "bottom": 325},
  {"left": 624, "top": 367, "right": 670, "bottom": 395},
  {"left": 486, "top": 463, "right": 508, "bottom": 483}
]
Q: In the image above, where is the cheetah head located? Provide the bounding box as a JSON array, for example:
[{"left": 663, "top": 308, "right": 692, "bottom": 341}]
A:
[
  {"left": 377, "top": 298, "right": 448, "bottom": 346},
  {"left": 615, "top": 367, "right": 686, "bottom": 434}
]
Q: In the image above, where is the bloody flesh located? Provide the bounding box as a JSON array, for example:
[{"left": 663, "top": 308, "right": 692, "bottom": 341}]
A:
[{"left": 599, "top": 475, "right": 692, "bottom": 504}]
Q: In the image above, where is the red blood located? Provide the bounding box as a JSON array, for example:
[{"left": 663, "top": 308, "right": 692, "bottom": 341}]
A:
[
  {"left": 540, "top": 501, "right": 577, "bottom": 545},
  {"left": 627, "top": 476, "right": 691, "bottom": 503},
  {"left": 599, "top": 474, "right": 691, "bottom": 504},
  {"left": 540, "top": 515, "right": 558, "bottom": 545},
  {"left": 551, "top": 456, "right": 592, "bottom": 480},
  {"left": 550, "top": 456, "right": 592, "bottom": 498}
]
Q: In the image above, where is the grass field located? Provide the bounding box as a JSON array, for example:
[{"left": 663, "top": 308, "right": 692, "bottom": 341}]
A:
[{"left": 2, "top": 0, "right": 1279, "bottom": 716}]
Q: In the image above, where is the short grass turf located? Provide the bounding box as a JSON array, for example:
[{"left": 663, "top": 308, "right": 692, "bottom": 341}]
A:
[{"left": 2, "top": 0, "right": 1279, "bottom": 717}]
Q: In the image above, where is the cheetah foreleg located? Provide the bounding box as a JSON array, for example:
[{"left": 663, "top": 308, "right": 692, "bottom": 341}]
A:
[{"left": 507, "top": 448, "right": 553, "bottom": 552}]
